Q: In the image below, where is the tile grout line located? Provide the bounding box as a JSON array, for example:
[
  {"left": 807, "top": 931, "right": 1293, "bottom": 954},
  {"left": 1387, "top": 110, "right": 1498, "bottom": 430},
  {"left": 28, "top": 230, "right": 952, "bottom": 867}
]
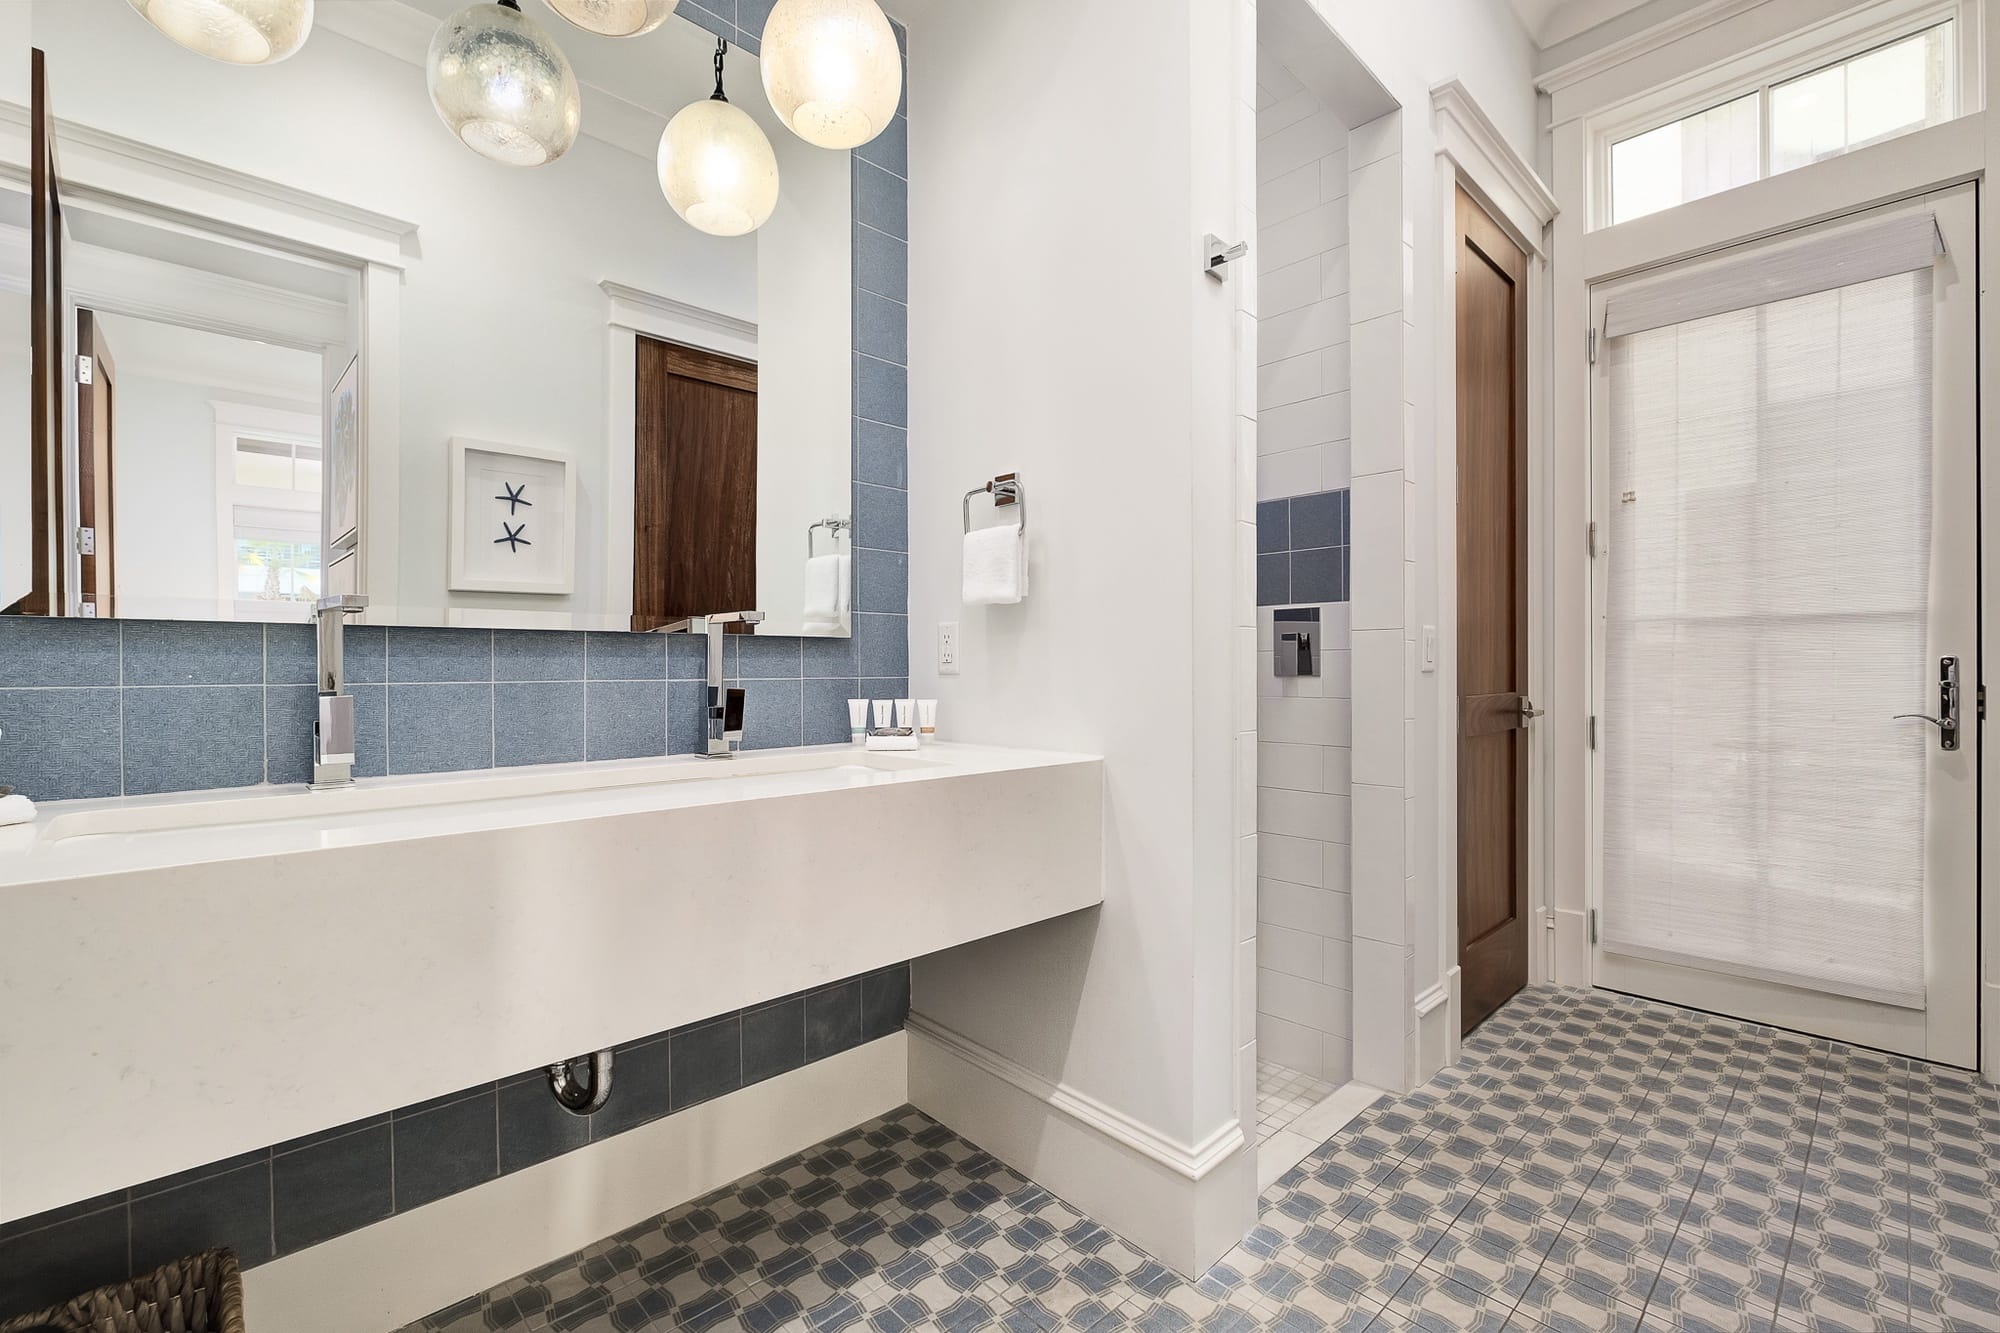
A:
[{"left": 1769, "top": 1040, "right": 1832, "bottom": 1328}]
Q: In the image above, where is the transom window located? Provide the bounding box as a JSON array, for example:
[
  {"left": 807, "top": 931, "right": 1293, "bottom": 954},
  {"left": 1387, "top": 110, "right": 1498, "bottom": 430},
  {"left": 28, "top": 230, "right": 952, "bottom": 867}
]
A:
[{"left": 1607, "top": 20, "right": 1958, "bottom": 227}]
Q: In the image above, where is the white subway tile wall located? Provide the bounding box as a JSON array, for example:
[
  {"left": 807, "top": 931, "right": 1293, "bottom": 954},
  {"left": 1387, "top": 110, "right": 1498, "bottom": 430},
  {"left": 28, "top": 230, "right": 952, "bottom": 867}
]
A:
[
  {"left": 1251, "top": 41, "right": 1359, "bottom": 1093},
  {"left": 1254, "top": 44, "right": 1351, "bottom": 503},
  {"left": 1255, "top": 600, "right": 1353, "bottom": 1086}
]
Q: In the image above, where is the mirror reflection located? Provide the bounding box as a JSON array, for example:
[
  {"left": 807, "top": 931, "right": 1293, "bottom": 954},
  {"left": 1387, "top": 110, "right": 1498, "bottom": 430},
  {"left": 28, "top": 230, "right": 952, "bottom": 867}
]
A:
[{"left": 5, "top": 0, "right": 860, "bottom": 636}]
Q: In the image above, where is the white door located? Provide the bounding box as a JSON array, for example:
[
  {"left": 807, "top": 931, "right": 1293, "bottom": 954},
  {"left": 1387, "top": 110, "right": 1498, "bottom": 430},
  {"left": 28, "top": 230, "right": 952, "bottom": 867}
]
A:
[{"left": 1588, "top": 186, "right": 1978, "bottom": 1067}]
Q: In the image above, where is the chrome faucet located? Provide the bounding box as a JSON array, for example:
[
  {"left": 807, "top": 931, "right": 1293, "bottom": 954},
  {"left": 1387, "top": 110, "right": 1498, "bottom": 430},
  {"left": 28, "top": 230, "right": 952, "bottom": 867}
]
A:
[
  {"left": 311, "top": 594, "right": 369, "bottom": 789},
  {"left": 662, "top": 611, "right": 765, "bottom": 757}
]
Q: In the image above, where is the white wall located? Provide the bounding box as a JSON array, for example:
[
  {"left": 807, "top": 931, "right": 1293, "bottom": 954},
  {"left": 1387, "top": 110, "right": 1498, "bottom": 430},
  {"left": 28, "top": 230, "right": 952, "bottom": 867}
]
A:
[
  {"left": 108, "top": 375, "right": 222, "bottom": 618},
  {"left": 0, "top": 287, "right": 29, "bottom": 611},
  {"left": 903, "top": 0, "right": 1255, "bottom": 1276},
  {"left": 29, "top": 0, "right": 850, "bottom": 631}
]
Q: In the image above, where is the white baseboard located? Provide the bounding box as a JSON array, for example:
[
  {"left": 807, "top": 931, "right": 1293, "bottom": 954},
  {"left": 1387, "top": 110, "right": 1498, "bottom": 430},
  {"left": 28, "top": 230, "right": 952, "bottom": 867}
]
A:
[
  {"left": 1415, "top": 970, "right": 1456, "bottom": 1085},
  {"left": 905, "top": 1015, "right": 1255, "bottom": 1277},
  {"left": 243, "top": 1033, "right": 909, "bottom": 1333},
  {"left": 1985, "top": 981, "right": 2000, "bottom": 1086},
  {"left": 1551, "top": 908, "right": 1591, "bottom": 986}
]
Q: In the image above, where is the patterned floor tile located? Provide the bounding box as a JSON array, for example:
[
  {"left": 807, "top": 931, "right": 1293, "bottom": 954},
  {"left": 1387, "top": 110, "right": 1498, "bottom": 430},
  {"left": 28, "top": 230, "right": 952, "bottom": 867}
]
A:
[{"left": 403, "top": 990, "right": 1999, "bottom": 1333}]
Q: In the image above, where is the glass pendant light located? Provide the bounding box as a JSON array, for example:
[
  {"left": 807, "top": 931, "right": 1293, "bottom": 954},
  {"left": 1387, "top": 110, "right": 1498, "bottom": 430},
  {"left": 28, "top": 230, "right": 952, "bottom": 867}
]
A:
[
  {"left": 758, "top": 0, "right": 901, "bottom": 150},
  {"left": 657, "top": 41, "right": 780, "bottom": 238},
  {"left": 427, "top": 0, "right": 582, "bottom": 167},
  {"left": 543, "top": 0, "right": 677, "bottom": 38},
  {"left": 126, "top": 0, "right": 314, "bottom": 65}
]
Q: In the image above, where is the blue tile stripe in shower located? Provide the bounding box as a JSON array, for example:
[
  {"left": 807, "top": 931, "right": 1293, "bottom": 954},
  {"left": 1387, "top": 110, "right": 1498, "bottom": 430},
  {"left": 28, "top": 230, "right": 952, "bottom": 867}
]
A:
[
  {"left": 1255, "top": 489, "right": 1351, "bottom": 607},
  {"left": 0, "top": 23, "right": 910, "bottom": 804},
  {"left": 0, "top": 962, "right": 912, "bottom": 1319}
]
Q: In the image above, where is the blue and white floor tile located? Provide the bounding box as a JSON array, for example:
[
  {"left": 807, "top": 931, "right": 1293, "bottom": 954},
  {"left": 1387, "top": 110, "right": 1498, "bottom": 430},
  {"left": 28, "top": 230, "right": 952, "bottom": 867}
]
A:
[{"left": 407, "top": 988, "right": 2000, "bottom": 1332}]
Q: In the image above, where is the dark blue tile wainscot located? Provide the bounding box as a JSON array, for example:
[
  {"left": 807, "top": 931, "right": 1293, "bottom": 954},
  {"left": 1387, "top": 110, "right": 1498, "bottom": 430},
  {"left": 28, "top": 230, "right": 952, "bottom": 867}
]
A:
[{"left": 0, "top": 961, "right": 912, "bottom": 1320}]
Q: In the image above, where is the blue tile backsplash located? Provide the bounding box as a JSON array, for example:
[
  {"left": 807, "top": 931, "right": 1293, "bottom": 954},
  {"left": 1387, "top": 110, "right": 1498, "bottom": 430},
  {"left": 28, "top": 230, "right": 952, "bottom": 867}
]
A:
[
  {"left": 1256, "top": 489, "right": 1351, "bottom": 607},
  {"left": 0, "top": 15, "right": 910, "bottom": 805}
]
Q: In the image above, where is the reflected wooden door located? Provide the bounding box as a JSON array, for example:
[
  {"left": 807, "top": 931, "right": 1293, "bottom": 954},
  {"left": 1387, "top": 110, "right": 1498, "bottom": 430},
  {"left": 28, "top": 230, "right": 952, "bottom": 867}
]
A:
[
  {"left": 632, "top": 336, "right": 758, "bottom": 632},
  {"left": 16, "top": 48, "right": 63, "bottom": 616},
  {"left": 75, "top": 309, "right": 116, "bottom": 617},
  {"left": 1455, "top": 187, "right": 1530, "bottom": 1035}
]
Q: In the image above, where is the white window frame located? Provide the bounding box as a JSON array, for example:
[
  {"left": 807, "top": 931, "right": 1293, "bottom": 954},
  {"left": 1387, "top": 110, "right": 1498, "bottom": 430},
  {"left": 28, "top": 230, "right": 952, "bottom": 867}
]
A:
[
  {"left": 1588, "top": 0, "right": 1981, "bottom": 228},
  {"left": 213, "top": 400, "right": 323, "bottom": 621}
]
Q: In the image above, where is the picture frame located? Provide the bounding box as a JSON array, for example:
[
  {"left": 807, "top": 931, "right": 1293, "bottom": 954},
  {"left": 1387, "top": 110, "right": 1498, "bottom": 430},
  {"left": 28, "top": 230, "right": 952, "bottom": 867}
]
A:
[
  {"left": 327, "top": 354, "right": 360, "bottom": 550},
  {"left": 446, "top": 438, "right": 575, "bottom": 595}
]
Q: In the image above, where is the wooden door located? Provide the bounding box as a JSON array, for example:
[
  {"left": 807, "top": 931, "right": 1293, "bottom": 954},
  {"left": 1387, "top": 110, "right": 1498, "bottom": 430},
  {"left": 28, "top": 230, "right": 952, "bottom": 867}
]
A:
[
  {"left": 75, "top": 310, "right": 116, "bottom": 617},
  {"left": 1455, "top": 187, "right": 1531, "bottom": 1035},
  {"left": 632, "top": 336, "right": 758, "bottom": 632},
  {"left": 14, "top": 48, "right": 63, "bottom": 616}
]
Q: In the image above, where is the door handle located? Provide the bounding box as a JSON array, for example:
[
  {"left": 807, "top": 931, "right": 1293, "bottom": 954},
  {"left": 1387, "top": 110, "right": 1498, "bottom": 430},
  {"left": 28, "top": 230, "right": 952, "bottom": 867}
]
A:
[
  {"left": 1519, "top": 699, "right": 1545, "bottom": 722},
  {"left": 1893, "top": 656, "right": 1960, "bottom": 751}
]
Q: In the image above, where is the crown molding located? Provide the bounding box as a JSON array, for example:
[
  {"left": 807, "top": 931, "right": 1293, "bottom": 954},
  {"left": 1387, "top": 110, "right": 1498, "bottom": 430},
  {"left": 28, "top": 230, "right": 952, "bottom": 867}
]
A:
[
  {"left": 1432, "top": 80, "right": 1558, "bottom": 250},
  {"left": 0, "top": 98, "right": 417, "bottom": 269},
  {"left": 600, "top": 280, "right": 758, "bottom": 361},
  {"left": 1536, "top": 0, "right": 1768, "bottom": 94}
]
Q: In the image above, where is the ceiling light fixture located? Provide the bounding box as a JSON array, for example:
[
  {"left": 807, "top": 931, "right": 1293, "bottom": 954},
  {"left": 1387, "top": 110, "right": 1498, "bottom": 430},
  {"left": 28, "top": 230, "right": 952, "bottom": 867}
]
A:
[
  {"left": 759, "top": 0, "right": 901, "bottom": 150},
  {"left": 542, "top": 0, "right": 679, "bottom": 38},
  {"left": 126, "top": 0, "right": 314, "bottom": 65},
  {"left": 657, "top": 39, "right": 781, "bottom": 237},
  {"left": 427, "top": 0, "right": 582, "bottom": 167}
]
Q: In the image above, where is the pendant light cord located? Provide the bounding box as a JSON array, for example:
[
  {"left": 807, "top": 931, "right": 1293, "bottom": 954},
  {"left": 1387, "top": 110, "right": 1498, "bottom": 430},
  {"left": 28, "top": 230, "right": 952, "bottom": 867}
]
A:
[{"left": 712, "top": 39, "right": 729, "bottom": 102}]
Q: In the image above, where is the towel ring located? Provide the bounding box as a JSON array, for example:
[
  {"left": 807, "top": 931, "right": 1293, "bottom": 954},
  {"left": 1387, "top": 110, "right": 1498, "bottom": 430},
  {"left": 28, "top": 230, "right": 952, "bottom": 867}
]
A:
[
  {"left": 807, "top": 515, "right": 851, "bottom": 558},
  {"left": 963, "top": 474, "right": 1026, "bottom": 534}
]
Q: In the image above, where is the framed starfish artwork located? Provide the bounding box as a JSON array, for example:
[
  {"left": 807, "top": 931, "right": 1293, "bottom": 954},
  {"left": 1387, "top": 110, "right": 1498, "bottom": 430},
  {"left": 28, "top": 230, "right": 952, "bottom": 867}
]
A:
[{"left": 446, "top": 438, "right": 575, "bottom": 595}]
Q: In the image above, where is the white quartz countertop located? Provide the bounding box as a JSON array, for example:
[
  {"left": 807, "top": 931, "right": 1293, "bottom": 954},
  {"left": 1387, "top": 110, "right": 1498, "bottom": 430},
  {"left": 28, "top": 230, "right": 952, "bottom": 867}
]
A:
[{"left": 0, "top": 742, "right": 1099, "bottom": 887}]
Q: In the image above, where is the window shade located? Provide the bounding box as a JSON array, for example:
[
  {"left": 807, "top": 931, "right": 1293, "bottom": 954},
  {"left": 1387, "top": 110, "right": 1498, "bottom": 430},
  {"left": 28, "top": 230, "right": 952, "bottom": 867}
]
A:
[
  {"left": 1603, "top": 211, "right": 1942, "bottom": 338},
  {"left": 1600, "top": 263, "right": 1935, "bottom": 1010}
]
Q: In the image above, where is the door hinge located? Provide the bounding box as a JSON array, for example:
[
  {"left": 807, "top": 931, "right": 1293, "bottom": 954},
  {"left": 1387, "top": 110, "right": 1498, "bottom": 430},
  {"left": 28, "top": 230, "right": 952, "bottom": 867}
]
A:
[
  {"left": 1588, "top": 909, "right": 1599, "bottom": 945},
  {"left": 1587, "top": 520, "right": 1599, "bottom": 558},
  {"left": 1980, "top": 684, "right": 1987, "bottom": 721},
  {"left": 1587, "top": 715, "right": 1598, "bottom": 750},
  {"left": 76, "top": 526, "right": 96, "bottom": 556},
  {"left": 1587, "top": 328, "right": 1598, "bottom": 365},
  {"left": 76, "top": 354, "right": 93, "bottom": 385}
]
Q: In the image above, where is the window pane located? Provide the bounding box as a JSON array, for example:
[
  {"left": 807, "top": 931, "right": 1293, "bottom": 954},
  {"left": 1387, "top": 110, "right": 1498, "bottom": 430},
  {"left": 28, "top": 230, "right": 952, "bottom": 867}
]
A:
[
  {"left": 1771, "top": 23, "right": 1953, "bottom": 175},
  {"left": 1611, "top": 94, "right": 1760, "bottom": 225},
  {"left": 235, "top": 533, "right": 321, "bottom": 603}
]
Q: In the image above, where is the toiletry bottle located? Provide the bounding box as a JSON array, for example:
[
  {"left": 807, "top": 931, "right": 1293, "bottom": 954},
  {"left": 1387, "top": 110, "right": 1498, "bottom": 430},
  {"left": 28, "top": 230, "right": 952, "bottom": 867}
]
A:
[
  {"left": 847, "top": 699, "right": 869, "bottom": 745},
  {"left": 917, "top": 699, "right": 938, "bottom": 743}
]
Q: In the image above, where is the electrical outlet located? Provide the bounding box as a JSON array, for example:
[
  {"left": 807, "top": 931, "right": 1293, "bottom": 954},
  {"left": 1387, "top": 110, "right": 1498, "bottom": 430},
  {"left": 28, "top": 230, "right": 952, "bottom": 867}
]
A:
[{"left": 938, "top": 621, "right": 961, "bottom": 676}]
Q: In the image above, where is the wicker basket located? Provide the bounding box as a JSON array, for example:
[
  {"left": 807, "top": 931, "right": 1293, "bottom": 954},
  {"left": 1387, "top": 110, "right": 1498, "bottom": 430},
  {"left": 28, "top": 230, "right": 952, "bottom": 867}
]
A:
[{"left": 0, "top": 1248, "right": 245, "bottom": 1333}]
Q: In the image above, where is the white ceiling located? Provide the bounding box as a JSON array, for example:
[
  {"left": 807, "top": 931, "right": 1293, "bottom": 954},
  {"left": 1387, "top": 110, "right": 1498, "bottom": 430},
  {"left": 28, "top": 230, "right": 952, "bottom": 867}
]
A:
[{"left": 1508, "top": 0, "right": 1659, "bottom": 46}]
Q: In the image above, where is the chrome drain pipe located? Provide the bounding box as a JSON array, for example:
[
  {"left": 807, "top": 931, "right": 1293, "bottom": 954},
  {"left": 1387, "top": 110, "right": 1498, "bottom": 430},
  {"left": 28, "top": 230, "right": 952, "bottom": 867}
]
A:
[{"left": 547, "top": 1049, "right": 614, "bottom": 1116}]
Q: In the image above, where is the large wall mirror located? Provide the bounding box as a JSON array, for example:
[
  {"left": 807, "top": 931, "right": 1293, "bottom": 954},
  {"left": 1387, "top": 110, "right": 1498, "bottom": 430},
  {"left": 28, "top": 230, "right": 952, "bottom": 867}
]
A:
[{"left": 2, "top": 0, "right": 863, "bottom": 637}]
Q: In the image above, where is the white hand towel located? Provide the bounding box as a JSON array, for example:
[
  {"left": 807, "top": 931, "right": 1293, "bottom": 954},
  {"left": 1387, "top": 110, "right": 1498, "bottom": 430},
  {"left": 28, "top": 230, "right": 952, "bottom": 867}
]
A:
[
  {"left": 963, "top": 524, "right": 1027, "bottom": 605},
  {"left": 0, "top": 794, "right": 37, "bottom": 827},
  {"left": 802, "top": 552, "right": 850, "bottom": 633}
]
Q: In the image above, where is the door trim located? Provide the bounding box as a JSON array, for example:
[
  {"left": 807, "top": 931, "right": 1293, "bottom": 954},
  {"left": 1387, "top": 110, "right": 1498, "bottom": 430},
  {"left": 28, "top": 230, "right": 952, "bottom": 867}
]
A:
[
  {"left": 1584, "top": 185, "right": 1982, "bottom": 1067},
  {"left": 1432, "top": 86, "right": 1557, "bottom": 1068}
]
